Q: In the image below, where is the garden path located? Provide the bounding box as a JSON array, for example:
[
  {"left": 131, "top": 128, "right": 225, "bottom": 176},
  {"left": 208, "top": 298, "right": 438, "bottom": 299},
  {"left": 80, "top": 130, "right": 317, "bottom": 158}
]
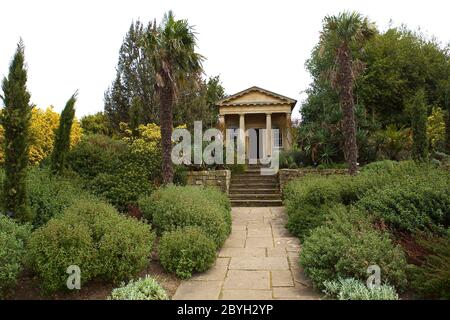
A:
[{"left": 172, "top": 207, "right": 321, "bottom": 300}]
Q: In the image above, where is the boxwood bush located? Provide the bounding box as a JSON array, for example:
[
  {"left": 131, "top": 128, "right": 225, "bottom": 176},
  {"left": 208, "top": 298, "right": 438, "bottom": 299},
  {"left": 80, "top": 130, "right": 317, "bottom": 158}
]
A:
[
  {"left": 0, "top": 215, "right": 31, "bottom": 296},
  {"left": 109, "top": 275, "right": 168, "bottom": 300},
  {"left": 159, "top": 227, "right": 217, "bottom": 279},
  {"left": 299, "top": 206, "right": 408, "bottom": 291},
  {"left": 148, "top": 185, "right": 231, "bottom": 248},
  {"left": 27, "top": 199, "right": 155, "bottom": 293}
]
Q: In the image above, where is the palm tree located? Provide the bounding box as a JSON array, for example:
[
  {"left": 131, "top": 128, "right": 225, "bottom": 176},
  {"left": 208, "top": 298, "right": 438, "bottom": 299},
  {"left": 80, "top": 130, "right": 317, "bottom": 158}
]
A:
[
  {"left": 319, "top": 12, "right": 376, "bottom": 174},
  {"left": 144, "top": 11, "right": 204, "bottom": 184}
]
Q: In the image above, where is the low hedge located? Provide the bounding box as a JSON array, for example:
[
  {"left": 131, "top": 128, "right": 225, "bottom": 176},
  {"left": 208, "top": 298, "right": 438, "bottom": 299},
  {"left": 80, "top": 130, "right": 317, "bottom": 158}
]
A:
[
  {"left": 299, "top": 206, "right": 408, "bottom": 291},
  {"left": 159, "top": 227, "right": 217, "bottom": 279},
  {"left": 0, "top": 215, "right": 32, "bottom": 296},
  {"left": 27, "top": 200, "right": 155, "bottom": 293},
  {"left": 357, "top": 169, "right": 450, "bottom": 233},
  {"left": 146, "top": 185, "right": 231, "bottom": 248}
]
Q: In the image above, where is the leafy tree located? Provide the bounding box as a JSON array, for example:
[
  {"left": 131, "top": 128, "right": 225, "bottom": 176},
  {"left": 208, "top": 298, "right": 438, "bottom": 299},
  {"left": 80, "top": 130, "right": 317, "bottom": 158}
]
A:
[
  {"left": 407, "top": 89, "right": 429, "bottom": 161},
  {"left": 173, "top": 75, "right": 225, "bottom": 129},
  {"left": 299, "top": 23, "right": 450, "bottom": 165},
  {"left": 318, "top": 12, "right": 376, "bottom": 174},
  {"left": 80, "top": 112, "right": 111, "bottom": 136},
  {"left": 0, "top": 42, "right": 32, "bottom": 221},
  {"left": 144, "top": 11, "right": 204, "bottom": 184},
  {"left": 359, "top": 27, "right": 450, "bottom": 127},
  {"left": 105, "top": 19, "right": 223, "bottom": 135},
  {"left": 51, "top": 93, "right": 77, "bottom": 174}
]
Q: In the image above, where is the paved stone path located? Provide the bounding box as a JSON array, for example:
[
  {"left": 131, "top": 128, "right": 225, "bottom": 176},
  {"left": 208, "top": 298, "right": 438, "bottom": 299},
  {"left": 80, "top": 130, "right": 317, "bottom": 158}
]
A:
[{"left": 172, "top": 207, "right": 321, "bottom": 300}]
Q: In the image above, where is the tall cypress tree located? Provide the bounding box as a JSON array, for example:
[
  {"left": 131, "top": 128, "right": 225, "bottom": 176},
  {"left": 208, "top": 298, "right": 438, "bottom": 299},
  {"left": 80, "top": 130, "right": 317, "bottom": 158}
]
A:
[
  {"left": 407, "top": 89, "right": 429, "bottom": 161},
  {"left": 51, "top": 92, "right": 77, "bottom": 174},
  {"left": 0, "top": 41, "right": 32, "bottom": 221},
  {"left": 445, "top": 88, "right": 450, "bottom": 153}
]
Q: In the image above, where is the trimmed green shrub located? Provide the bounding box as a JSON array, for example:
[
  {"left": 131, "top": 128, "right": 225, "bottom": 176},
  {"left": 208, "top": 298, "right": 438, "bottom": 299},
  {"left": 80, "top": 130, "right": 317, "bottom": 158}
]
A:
[
  {"left": 0, "top": 215, "right": 31, "bottom": 296},
  {"left": 109, "top": 275, "right": 168, "bottom": 300},
  {"left": 299, "top": 206, "right": 408, "bottom": 291},
  {"left": 67, "top": 134, "right": 161, "bottom": 211},
  {"left": 27, "top": 216, "right": 97, "bottom": 293},
  {"left": 27, "top": 199, "right": 155, "bottom": 292},
  {"left": 66, "top": 134, "right": 127, "bottom": 179},
  {"left": 357, "top": 168, "right": 450, "bottom": 232},
  {"left": 323, "top": 278, "right": 398, "bottom": 300},
  {"left": 159, "top": 227, "right": 217, "bottom": 279},
  {"left": 285, "top": 204, "right": 337, "bottom": 241},
  {"left": 409, "top": 236, "right": 450, "bottom": 299},
  {"left": 149, "top": 185, "right": 231, "bottom": 248},
  {"left": 27, "top": 168, "right": 94, "bottom": 228}
]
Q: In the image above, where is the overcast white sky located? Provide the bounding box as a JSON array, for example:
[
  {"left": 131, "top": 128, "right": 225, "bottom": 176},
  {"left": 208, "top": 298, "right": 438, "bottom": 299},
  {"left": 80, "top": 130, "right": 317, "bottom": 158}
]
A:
[{"left": 1, "top": 0, "right": 449, "bottom": 119}]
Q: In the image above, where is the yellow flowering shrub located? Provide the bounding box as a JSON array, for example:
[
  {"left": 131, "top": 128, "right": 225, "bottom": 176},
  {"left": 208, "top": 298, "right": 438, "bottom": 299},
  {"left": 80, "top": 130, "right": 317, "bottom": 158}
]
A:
[{"left": 0, "top": 106, "right": 82, "bottom": 165}]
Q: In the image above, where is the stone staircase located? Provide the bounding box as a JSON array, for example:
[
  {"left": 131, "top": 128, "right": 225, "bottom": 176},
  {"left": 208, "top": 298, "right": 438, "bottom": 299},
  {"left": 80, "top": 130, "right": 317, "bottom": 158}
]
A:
[{"left": 229, "top": 165, "right": 282, "bottom": 207}]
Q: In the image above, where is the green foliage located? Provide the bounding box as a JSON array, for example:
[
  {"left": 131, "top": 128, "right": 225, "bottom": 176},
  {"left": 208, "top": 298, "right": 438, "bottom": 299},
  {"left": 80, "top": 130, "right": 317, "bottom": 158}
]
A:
[
  {"left": 409, "top": 236, "right": 450, "bottom": 299},
  {"left": 109, "top": 275, "right": 168, "bottom": 300},
  {"left": 357, "top": 166, "right": 450, "bottom": 232},
  {"left": 27, "top": 168, "right": 94, "bottom": 228},
  {"left": 51, "top": 93, "right": 77, "bottom": 174},
  {"left": 427, "top": 107, "right": 446, "bottom": 152},
  {"left": 299, "top": 207, "right": 408, "bottom": 291},
  {"left": 323, "top": 278, "right": 398, "bottom": 300},
  {"left": 67, "top": 133, "right": 160, "bottom": 211},
  {"left": 80, "top": 112, "right": 111, "bottom": 136},
  {"left": 406, "top": 89, "right": 429, "bottom": 161},
  {"left": 1, "top": 41, "right": 32, "bottom": 222},
  {"left": 146, "top": 185, "right": 231, "bottom": 248},
  {"left": 279, "top": 150, "right": 306, "bottom": 168},
  {"left": 0, "top": 215, "right": 31, "bottom": 296},
  {"left": 104, "top": 19, "right": 222, "bottom": 134},
  {"left": 374, "top": 125, "right": 412, "bottom": 160},
  {"left": 159, "top": 227, "right": 217, "bottom": 279},
  {"left": 27, "top": 199, "right": 155, "bottom": 293},
  {"left": 360, "top": 160, "right": 399, "bottom": 173},
  {"left": 300, "top": 24, "right": 450, "bottom": 165},
  {"left": 67, "top": 134, "right": 127, "bottom": 180}
]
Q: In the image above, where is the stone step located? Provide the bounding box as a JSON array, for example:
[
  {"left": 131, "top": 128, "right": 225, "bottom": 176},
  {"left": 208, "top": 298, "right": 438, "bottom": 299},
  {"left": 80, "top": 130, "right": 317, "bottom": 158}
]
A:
[
  {"left": 229, "top": 188, "right": 280, "bottom": 194},
  {"left": 233, "top": 172, "right": 278, "bottom": 178},
  {"left": 231, "top": 176, "right": 278, "bottom": 182},
  {"left": 230, "top": 183, "right": 279, "bottom": 189},
  {"left": 230, "top": 199, "right": 283, "bottom": 207},
  {"left": 229, "top": 193, "right": 281, "bottom": 200}
]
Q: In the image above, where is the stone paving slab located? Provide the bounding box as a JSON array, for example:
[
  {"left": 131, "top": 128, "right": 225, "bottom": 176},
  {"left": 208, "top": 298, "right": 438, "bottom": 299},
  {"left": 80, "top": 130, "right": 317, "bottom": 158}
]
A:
[
  {"left": 172, "top": 207, "right": 321, "bottom": 300},
  {"left": 221, "top": 290, "right": 273, "bottom": 300},
  {"left": 229, "top": 257, "right": 289, "bottom": 270},
  {"left": 173, "top": 280, "right": 223, "bottom": 300},
  {"left": 271, "top": 270, "right": 294, "bottom": 287},
  {"left": 223, "top": 270, "right": 270, "bottom": 290},
  {"left": 219, "top": 247, "right": 266, "bottom": 258}
]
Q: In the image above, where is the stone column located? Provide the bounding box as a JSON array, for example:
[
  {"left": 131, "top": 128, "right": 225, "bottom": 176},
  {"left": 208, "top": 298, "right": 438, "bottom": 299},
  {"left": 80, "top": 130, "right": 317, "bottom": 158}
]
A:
[
  {"left": 238, "top": 113, "right": 246, "bottom": 163},
  {"left": 285, "top": 112, "right": 292, "bottom": 150},
  {"left": 266, "top": 113, "right": 272, "bottom": 157}
]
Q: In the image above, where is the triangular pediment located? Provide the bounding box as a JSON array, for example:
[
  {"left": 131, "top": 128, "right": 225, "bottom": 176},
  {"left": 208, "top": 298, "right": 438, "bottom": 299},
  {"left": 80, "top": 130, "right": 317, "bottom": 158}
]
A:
[{"left": 217, "top": 86, "right": 296, "bottom": 107}]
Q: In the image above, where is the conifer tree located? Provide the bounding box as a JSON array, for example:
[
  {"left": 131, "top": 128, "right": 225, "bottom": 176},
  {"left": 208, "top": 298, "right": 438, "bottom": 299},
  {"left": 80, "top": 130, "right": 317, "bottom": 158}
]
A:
[
  {"left": 407, "top": 89, "right": 429, "bottom": 161},
  {"left": 51, "top": 92, "right": 77, "bottom": 174},
  {"left": 0, "top": 41, "right": 32, "bottom": 221}
]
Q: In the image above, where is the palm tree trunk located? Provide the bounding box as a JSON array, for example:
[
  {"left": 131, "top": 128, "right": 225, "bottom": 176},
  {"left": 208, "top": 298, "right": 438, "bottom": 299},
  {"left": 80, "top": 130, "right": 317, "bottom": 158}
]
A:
[
  {"left": 160, "top": 76, "right": 174, "bottom": 184},
  {"left": 337, "top": 44, "right": 358, "bottom": 175}
]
